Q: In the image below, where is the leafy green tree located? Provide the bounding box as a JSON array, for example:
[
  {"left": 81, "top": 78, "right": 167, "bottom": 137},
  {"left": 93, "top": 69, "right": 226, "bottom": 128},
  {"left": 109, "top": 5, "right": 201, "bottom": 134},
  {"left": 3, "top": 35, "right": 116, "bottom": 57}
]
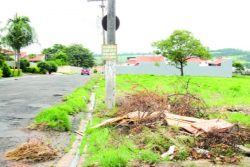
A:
[
  {"left": 66, "top": 44, "right": 95, "bottom": 68},
  {"left": 2, "top": 63, "right": 11, "bottom": 77},
  {"left": 42, "top": 44, "right": 67, "bottom": 61},
  {"left": 153, "top": 30, "right": 211, "bottom": 76},
  {"left": 233, "top": 62, "right": 245, "bottom": 74},
  {"left": 2, "top": 14, "right": 36, "bottom": 76}
]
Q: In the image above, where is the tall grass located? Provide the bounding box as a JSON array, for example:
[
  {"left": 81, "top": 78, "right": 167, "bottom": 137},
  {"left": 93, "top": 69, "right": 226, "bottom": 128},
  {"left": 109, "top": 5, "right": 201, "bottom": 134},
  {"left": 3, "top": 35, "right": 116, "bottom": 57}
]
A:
[
  {"left": 117, "top": 75, "right": 250, "bottom": 107},
  {"left": 34, "top": 76, "right": 100, "bottom": 131}
]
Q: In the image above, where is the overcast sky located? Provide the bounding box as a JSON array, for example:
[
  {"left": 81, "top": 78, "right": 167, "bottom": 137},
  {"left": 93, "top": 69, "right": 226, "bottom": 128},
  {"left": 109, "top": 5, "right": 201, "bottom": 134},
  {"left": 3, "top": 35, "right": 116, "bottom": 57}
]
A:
[{"left": 0, "top": 0, "right": 250, "bottom": 54}]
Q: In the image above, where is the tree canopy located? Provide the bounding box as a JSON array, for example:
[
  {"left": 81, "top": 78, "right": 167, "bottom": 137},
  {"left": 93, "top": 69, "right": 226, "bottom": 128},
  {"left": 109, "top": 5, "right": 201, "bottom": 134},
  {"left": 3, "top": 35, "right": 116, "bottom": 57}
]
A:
[
  {"left": 153, "top": 30, "right": 211, "bottom": 76},
  {"left": 67, "top": 44, "right": 95, "bottom": 68},
  {"left": 42, "top": 44, "right": 95, "bottom": 68}
]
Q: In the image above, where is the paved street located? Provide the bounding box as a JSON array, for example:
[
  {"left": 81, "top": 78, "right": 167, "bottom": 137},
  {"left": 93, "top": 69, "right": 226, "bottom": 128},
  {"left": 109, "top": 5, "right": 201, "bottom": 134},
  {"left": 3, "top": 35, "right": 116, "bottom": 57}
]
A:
[{"left": 0, "top": 74, "right": 89, "bottom": 166}]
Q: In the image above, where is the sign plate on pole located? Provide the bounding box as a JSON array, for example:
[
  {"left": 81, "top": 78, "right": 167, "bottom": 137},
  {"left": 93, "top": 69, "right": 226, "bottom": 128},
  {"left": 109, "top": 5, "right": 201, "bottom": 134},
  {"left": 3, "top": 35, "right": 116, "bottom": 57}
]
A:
[{"left": 102, "top": 44, "right": 117, "bottom": 60}]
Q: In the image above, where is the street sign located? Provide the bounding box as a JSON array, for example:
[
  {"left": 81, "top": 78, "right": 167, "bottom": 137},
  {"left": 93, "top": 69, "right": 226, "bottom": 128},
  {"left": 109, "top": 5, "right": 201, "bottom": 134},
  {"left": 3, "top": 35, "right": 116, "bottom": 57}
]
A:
[
  {"left": 102, "top": 15, "right": 120, "bottom": 31},
  {"left": 102, "top": 44, "right": 117, "bottom": 60}
]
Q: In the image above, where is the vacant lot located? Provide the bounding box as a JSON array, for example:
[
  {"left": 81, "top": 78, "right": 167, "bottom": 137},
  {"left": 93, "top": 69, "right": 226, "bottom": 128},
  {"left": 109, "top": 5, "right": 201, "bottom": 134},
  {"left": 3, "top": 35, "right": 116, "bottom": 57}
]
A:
[
  {"left": 117, "top": 75, "right": 250, "bottom": 107},
  {"left": 83, "top": 75, "right": 250, "bottom": 167}
]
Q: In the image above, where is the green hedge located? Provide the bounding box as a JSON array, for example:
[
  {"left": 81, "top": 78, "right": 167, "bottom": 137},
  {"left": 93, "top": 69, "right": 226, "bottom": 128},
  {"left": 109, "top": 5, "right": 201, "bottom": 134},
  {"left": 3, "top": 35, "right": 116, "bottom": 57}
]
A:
[
  {"left": 25, "top": 66, "right": 40, "bottom": 74},
  {"left": 10, "top": 69, "right": 22, "bottom": 77},
  {"left": 0, "top": 69, "right": 2, "bottom": 78}
]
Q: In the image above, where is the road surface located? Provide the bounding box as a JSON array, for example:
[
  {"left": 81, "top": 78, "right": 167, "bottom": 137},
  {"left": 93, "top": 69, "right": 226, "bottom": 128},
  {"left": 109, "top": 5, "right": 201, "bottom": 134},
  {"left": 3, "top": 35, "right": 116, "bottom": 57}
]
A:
[{"left": 0, "top": 74, "right": 89, "bottom": 166}]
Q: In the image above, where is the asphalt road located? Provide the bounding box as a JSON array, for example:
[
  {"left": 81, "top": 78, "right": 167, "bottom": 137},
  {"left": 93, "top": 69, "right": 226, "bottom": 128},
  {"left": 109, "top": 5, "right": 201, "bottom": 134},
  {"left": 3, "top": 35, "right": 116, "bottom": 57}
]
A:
[{"left": 0, "top": 74, "right": 89, "bottom": 166}]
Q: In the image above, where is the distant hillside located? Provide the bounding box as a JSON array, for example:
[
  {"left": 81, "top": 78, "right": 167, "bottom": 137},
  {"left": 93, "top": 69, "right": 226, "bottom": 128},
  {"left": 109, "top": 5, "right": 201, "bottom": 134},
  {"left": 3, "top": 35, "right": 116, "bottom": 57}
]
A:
[{"left": 210, "top": 48, "right": 250, "bottom": 68}]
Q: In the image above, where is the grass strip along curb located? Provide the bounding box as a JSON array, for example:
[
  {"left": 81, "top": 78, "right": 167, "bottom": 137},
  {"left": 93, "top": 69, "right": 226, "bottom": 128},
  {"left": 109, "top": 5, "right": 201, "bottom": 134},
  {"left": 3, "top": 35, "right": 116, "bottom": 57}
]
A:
[{"left": 34, "top": 76, "right": 100, "bottom": 131}]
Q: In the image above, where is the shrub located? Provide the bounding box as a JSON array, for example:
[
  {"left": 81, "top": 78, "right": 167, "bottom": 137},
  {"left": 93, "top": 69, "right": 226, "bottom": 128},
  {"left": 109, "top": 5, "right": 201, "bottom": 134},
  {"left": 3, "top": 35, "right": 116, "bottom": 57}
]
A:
[
  {"left": 26, "top": 66, "right": 40, "bottom": 74},
  {"left": 93, "top": 69, "right": 98, "bottom": 73},
  {"left": 37, "top": 62, "right": 49, "bottom": 74},
  {"left": 37, "top": 61, "right": 58, "bottom": 74},
  {"left": 10, "top": 69, "right": 22, "bottom": 77},
  {"left": 20, "top": 58, "right": 30, "bottom": 72},
  {"left": 2, "top": 63, "right": 11, "bottom": 77},
  {"left": 0, "top": 69, "right": 2, "bottom": 78},
  {"left": 47, "top": 61, "right": 58, "bottom": 74}
]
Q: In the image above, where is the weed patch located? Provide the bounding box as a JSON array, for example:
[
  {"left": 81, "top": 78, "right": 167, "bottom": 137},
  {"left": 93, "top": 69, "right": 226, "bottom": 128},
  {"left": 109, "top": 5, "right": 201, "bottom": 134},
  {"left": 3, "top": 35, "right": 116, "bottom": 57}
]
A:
[{"left": 33, "top": 76, "right": 100, "bottom": 131}]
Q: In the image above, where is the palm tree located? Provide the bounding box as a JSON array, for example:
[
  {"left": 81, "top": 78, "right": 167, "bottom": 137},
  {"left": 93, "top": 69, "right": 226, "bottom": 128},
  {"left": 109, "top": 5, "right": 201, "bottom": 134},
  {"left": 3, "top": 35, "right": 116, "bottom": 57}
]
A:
[{"left": 3, "top": 14, "right": 36, "bottom": 76}]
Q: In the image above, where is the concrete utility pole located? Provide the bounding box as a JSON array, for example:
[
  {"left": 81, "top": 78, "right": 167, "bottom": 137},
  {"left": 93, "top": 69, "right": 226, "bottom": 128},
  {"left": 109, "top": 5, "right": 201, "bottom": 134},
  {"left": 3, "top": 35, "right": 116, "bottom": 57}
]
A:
[{"left": 105, "top": 0, "right": 116, "bottom": 109}]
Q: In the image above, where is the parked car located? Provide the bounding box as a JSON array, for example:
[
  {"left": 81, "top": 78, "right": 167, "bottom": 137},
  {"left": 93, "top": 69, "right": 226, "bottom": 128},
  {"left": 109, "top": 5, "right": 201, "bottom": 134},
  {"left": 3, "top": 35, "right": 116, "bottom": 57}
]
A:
[{"left": 81, "top": 68, "right": 90, "bottom": 75}]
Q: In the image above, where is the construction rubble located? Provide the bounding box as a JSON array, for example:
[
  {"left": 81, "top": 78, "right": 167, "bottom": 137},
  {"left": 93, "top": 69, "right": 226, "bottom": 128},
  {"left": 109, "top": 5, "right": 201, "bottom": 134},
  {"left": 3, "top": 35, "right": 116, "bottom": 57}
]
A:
[{"left": 93, "top": 90, "right": 250, "bottom": 164}]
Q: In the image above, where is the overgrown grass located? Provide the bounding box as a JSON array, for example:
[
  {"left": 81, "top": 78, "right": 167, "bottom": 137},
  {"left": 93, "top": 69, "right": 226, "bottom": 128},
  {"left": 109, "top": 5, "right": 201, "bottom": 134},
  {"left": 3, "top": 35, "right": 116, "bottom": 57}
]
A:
[
  {"left": 34, "top": 76, "right": 99, "bottom": 131},
  {"left": 210, "top": 112, "right": 250, "bottom": 127},
  {"left": 83, "top": 74, "right": 250, "bottom": 166},
  {"left": 117, "top": 75, "right": 250, "bottom": 107}
]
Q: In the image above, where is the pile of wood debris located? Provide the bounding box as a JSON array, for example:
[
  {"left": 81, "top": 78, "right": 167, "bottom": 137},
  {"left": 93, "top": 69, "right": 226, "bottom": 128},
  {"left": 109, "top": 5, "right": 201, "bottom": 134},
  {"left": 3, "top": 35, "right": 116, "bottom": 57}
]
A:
[
  {"left": 5, "top": 138, "right": 58, "bottom": 162},
  {"left": 93, "top": 110, "right": 234, "bottom": 135},
  {"left": 94, "top": 90, "right": 250, "bottom": 164}
]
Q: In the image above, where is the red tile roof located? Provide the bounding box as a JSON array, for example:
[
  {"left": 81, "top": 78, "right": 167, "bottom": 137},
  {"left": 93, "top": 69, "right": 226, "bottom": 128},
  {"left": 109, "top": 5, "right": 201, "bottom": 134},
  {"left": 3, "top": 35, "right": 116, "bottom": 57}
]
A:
[
  {"left": 20, "top": 52, "right": 28, "bottom": 58},
  {"left": 127, "top": 56, "right": 165, "bottom": 65},
  {"left": 208, "top": 58, "right": 225, "bottom": 65},
  {"left": 0, "top": 48, "right": 15, "bottom": 55},
  {"left": 29, "top": 54, "right": 45, "bottom": 62},
  {"left": 187, "top": 57, "right": 203, "bottom": 63}
]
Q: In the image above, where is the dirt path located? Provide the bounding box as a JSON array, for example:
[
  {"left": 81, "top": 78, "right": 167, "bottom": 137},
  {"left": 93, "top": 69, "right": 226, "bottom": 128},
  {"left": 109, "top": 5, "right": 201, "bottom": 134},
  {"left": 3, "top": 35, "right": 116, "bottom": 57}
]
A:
[{"left": 0, "top": 74, "right": 90, "bottom": 166}]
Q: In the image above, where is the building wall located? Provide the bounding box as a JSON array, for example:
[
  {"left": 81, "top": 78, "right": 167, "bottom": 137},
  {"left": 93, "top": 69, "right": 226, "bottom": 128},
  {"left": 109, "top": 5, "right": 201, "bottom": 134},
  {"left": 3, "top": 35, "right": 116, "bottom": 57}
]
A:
[
  {"left": 57, "top": 66, "right": 82, "bottom": 73},
  {"left": 116, "top": 59, "right": 232, "bottom": 77}
]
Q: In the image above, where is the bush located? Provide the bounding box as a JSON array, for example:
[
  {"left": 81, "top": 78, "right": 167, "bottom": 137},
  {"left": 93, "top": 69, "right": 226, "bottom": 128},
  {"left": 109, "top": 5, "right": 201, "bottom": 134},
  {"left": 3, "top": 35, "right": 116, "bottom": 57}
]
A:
[
  {"left": 37, "top": 61, "right": 57, "bottom": 74},
  {"left": 47, "top": 61, "right": 58, "bottom": 74},
  {"left": 0, "top": 69, "right": 2, "bottom": 78},
  {"left": 26, "top": 66, "right": 40, "bottom": 74},
  {"left": 20, "top": 59, "right": 30, "bottom": 72},
  {"left": 37, "top": 62, "right": 49, "bottom": 74},
  {"left": 93, "top": 69, "right": 98, "bottom": 73},
  {"left": 10, "top": 69, "right": 22, "bottom": 77},
  {"left": 2, "top": 63, "right": 11, "bottom": 77}
]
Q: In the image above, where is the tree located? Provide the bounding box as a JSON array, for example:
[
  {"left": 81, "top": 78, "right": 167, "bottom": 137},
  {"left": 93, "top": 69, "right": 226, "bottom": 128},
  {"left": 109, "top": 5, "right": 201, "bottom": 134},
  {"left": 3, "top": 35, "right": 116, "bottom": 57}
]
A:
[
  {"left": 153, "top": 30, "right": 211, "bottom": 76},
  {"left": 233, "top": 62, "right": 245, "bottom": 74},
  {"left": 42, "top": 44, "right": 68, "bottom": 65},
  {"left": 66, "top": 44, "right": 95, "bottom": 68},
  {"left": 2, "top": 14, "right": 36, "bottom": 76}
]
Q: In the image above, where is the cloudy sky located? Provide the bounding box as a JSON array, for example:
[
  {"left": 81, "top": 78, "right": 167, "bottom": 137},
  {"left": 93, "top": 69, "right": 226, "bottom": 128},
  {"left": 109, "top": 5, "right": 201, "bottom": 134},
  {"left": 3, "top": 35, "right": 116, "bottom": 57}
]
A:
[{"left": 0, "top": 0, "right": 250, "bottom": 54}]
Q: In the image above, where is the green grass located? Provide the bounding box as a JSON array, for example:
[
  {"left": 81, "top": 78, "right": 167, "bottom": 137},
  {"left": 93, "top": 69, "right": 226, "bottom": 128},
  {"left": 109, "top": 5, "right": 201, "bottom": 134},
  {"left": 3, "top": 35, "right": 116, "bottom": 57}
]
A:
[
  {"left": 210, "top": 112, "right": 250, "bottom": 127},
  {"left": 84, "top": 74, "right": 250, "bottom": 166},
  {"left": 34, "top": 76, "right": 100, "bottom": 131},
  {"left": 117, "top": 75, "right": 250, "bottom": 107},
  {"left": 64, "top": 133, "right": 76, "bottom": 153}
]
